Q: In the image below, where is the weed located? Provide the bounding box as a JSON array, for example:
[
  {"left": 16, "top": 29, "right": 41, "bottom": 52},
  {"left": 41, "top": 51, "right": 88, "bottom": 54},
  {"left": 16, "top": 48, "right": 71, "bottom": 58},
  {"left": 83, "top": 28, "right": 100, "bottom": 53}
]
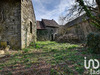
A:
[
  {"left": 0, "top": 41, "right": 99, "bottom": 75},
  {"left": 35, "top": 44, "right": 41, "bottom": 48},
  {"left": 50, "top": 68, "right": 59, "bottom": 75}
]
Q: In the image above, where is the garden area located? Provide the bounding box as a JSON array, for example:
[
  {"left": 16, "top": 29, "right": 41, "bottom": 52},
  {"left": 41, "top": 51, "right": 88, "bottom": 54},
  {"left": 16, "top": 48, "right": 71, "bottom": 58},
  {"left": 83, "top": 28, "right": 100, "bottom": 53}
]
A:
[{"left": 0, "top": 41, "right": 100, "bottom": 75}]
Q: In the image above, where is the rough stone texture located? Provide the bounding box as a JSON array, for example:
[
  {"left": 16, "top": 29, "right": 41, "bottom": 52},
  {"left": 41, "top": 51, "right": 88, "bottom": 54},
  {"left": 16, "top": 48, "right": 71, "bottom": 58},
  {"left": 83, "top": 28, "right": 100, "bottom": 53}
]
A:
[
  {"left": 36, "top": 19, "right": 59, "bottom": 41},
  {"left": 60, "top": 19, "right": 98, "bottom": 42},
  {"left": 57, "top": 33, "right": 79, "bottom": 43},
  {"left": 0, "top": 0, "right": 21, "bottom": 49},
  {"left": 37, "top": 30, "right": 49, "bottom": 41},
  {"left": 0, "top": 0, "right": 36, "bottom": 49},
  {"left": 37, "top": 27, "right": 58, "bottom": 41},
  {"left": 57, "top": 25, "right": 65, "bottom": 36},
  {"left": 37, "top": 27, "right": 57, "bottom": 41},
  {"left": 21, "top": 0, "right": 36, "bottom": 49}
]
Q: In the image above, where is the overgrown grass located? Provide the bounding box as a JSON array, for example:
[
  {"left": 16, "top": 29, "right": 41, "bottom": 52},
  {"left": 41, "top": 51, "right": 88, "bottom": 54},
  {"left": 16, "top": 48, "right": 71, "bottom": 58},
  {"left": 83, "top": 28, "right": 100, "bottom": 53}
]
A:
[{"left": 0, "top": 41, "right": 100, "bottom": 75}]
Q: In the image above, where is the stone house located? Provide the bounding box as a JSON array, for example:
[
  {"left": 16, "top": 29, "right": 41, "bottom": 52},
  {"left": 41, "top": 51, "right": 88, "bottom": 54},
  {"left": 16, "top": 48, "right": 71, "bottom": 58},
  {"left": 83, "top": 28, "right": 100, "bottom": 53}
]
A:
[
  {"left": 0, "top": 0, "right": 36, "bottom": 49},
  {"left": 37, "top": 19, "right": 59, "bottom": 41},
  {"left": 62, "top": 14, "right": 98, "bottom": 41}
]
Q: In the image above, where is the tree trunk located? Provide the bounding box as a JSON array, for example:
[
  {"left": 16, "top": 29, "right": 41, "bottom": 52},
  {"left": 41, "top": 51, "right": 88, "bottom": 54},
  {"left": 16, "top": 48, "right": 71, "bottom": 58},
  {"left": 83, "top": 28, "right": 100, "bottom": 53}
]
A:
[{"left": 96, "top": 0, "right": 100, "bottom": 13}]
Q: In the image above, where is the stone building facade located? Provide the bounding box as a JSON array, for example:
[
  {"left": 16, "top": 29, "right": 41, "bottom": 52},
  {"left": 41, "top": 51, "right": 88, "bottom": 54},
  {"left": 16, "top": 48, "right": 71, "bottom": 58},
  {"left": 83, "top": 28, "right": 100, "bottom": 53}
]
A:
[
  {"left": 60, "top": 14, "right": 98, "bottom": 42},
  {"left": 0, "top": 0, "right": 36, "bottom": 49},
  {"left": 37, "top": 19, "right": 59, "bottom": 41}
]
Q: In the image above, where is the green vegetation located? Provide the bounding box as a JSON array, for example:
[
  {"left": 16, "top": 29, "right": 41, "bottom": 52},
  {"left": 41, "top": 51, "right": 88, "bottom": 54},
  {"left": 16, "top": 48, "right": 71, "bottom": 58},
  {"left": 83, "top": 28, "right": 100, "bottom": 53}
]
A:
[
  {"left": 0, "top": 41, "right": 100, "bottom": 74},
  {"left": 76, "top": 0, "right": 100, "bottom": 29},
  {"left": 87, "top": 32, "right": 100, "bottom": 54}
]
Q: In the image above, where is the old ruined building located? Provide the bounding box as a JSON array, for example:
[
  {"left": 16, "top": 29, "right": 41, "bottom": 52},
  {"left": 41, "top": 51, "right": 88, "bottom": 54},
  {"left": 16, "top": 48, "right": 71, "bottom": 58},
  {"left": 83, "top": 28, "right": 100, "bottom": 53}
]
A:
[
  {"left": 59, "top": 14, "right": 99, "bottom": 42},
  {"left": 0, "top": 0, "right": 36, "bottom": 49},
  {"left": 37, "top": 19, "right": 59, "bottom": 41}
]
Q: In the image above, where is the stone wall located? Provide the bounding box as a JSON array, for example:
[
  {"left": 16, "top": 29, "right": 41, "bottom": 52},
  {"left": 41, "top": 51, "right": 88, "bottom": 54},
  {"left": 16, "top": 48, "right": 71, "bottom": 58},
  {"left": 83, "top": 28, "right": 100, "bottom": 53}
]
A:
[
  {"left": 0, "top": 0, "right": 36, "bottom": 49},
  {"left": 37, "top": 30, "right": 49, "bottom": 41},
  {"left": 79, "top": 20, "right": 97, "bottom": 38},
  {"left": 57, "top": 26, "right": 65, "bottom": 36},
  {"left": 21, "top": 0, "right": 36, "bottom": 49},
  {"left": 37, "top": 27, "right": 58, "bottom": 41},
  {"left": 62, "top": 19, "right": 98, "bottom": 42},
  {"left": 65, "top": 23, "right": 85, "bottom": 41},
  {"left": 0, "top": 0, "right": 21, "bottom": 49}
]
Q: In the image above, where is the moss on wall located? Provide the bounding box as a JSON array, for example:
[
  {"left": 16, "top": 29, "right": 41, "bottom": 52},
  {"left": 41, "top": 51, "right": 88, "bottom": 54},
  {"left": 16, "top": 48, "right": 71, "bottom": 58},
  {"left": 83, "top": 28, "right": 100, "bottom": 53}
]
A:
[
  {"left": 37, "top": 28, "right": 56, "bottom": 41},
  {"left": 0, "top": 41, "right": 7, "bottom": 48}
]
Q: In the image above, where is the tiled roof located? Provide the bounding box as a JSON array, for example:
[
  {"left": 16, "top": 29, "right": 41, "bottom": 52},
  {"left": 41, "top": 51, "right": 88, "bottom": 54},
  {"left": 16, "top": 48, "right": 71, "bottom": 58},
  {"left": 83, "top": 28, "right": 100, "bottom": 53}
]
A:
[
  {"left": 37, "top": 19, "right": 59, "bottom": 29},
  {"left": 37, "top": 21, "right": 46, "bottom": 29},
  {"left": 42, "top": 19, "right": 59, "bottom": 28}
]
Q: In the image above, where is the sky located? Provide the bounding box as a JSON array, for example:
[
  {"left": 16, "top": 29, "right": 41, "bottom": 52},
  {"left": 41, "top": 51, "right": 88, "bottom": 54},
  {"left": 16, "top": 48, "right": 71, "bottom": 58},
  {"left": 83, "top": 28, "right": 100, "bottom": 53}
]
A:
[{"left": 32, "top": 0, "right": 75, "bottom": 24}]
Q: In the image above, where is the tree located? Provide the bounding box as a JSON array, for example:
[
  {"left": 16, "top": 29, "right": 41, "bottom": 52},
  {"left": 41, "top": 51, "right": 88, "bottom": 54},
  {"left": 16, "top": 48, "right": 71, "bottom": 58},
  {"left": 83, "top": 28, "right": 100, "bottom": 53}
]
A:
[
  {"left": 76, "top": 0, "right": 100, "bottom": 29},
  {"left": 96, "top": 0, "right": 100, "bottom": 12},
  {"left": 58, "top": 15, "right": 66, "bottom": 25}
]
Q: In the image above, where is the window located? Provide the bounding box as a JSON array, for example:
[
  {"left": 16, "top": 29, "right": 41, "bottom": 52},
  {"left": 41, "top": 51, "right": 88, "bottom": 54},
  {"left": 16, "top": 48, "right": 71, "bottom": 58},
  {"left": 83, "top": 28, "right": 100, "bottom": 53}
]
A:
[{"left": 30, "top": 22, "right": 32, "bottom": 33}]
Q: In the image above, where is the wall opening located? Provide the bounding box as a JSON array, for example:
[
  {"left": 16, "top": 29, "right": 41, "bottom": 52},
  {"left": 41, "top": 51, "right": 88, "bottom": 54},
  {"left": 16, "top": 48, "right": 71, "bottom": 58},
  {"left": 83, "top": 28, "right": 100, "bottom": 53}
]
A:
[
  {"left": 30, "top": 21, "right": 32, "bottom": 33},
  {"left": 51, "top": 34, "right": 54, "bottom": 41}
]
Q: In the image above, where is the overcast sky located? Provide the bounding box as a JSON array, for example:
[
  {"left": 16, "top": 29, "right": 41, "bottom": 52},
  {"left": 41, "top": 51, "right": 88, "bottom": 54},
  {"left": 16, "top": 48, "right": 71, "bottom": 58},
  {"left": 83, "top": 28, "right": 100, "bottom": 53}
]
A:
[{"left": 32, "top": 0, "right": 75, "bottom": 24}]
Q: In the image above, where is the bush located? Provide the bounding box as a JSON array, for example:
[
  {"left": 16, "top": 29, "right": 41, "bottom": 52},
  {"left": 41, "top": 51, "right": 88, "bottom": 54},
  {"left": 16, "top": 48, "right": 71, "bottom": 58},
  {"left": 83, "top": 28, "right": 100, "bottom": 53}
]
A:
[
  {"left": 87, "top": 32, "right": 100, "bottom": 54},
  {"left": 35, "top": 44, "right": 41, "bottom": 49}
]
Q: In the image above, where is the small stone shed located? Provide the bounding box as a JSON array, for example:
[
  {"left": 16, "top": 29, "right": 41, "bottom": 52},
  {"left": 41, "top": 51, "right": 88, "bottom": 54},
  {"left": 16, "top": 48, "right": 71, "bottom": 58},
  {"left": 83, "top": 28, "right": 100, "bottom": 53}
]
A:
[
  {"left": 37, "top": 19, "right": 59, "bottom": 41},
  {"left": 0, "top": 0, "right": 36, "bottom": 49}
]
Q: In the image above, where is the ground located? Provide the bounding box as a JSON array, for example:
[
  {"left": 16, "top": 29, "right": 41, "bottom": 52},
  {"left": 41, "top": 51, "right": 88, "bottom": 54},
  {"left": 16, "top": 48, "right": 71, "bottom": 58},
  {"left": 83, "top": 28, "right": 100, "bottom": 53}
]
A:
[{"left": 0, "top": 41, "right": 100, "bottom": 75}]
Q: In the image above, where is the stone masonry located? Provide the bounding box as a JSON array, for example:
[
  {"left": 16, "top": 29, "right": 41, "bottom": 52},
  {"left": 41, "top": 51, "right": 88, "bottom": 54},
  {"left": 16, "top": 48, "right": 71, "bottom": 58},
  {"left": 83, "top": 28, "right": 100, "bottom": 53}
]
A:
[{"left": 0, "top": 0, "right": 36, "bottom": 49}]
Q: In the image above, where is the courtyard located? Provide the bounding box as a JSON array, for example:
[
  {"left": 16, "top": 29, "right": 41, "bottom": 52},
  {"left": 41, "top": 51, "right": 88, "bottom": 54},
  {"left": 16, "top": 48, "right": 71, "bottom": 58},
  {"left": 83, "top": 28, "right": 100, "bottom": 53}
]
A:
[{"left": 0, "top": 41, "right": 100, "bottom": 75}]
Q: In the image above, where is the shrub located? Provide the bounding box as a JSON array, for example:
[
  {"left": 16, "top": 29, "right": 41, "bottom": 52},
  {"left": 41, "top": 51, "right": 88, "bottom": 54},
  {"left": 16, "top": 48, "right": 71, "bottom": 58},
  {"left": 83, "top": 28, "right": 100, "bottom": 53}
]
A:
[
  {"left": 23, "top": 48, "right": 29, "bottom": 53},
  {"left": 86, "top": 32, "right": 100, "bottom": 54},
  {"left": 35, "top": 44, "right": 41, "bottom": 49}
]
